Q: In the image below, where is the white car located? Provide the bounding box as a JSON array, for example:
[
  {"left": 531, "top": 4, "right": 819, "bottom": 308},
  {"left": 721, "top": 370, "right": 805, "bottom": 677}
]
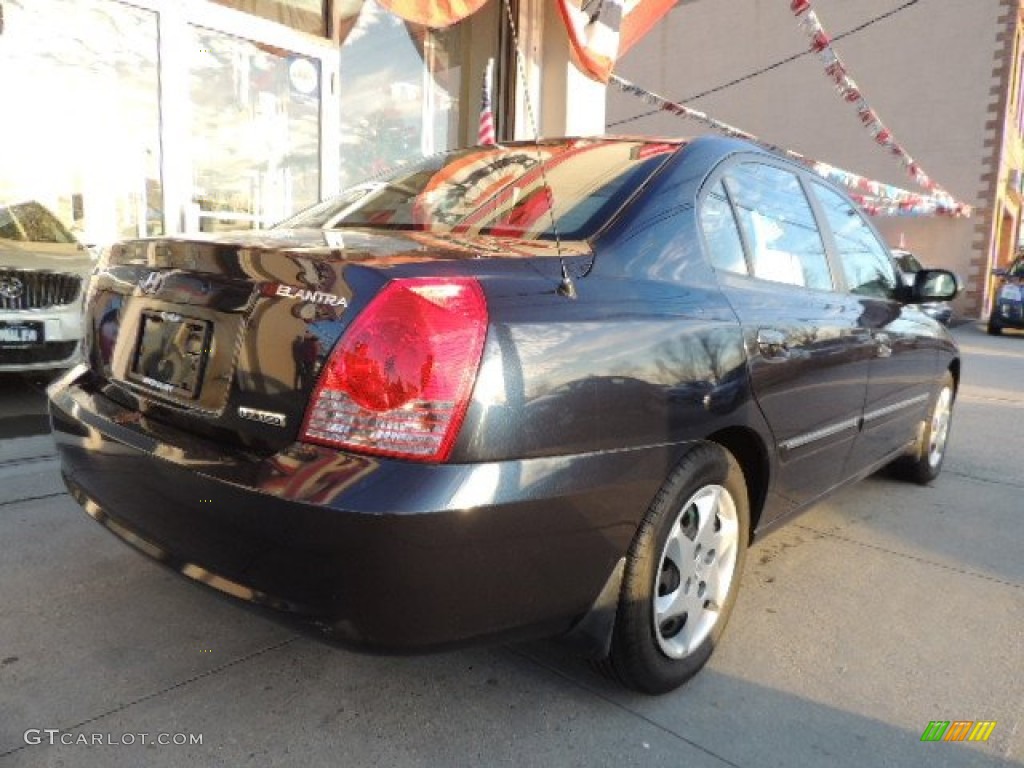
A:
[{"left": 0, "top": 201, "right": 94, "bottom": 372}]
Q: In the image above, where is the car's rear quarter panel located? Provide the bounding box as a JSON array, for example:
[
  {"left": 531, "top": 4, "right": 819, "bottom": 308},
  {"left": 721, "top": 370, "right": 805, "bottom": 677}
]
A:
[{"left": 457, "top": 274, "right": 755, "bottom": 462}]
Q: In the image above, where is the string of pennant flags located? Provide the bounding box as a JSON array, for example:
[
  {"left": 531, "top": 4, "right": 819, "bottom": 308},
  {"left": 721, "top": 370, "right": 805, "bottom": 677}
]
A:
[
  {"left": 339, "top": 1, "right": 969, "bottom": 216},
  {"left": 609, "top": 73, "right": 969, "bottom": 218},
  {"left": 449, "top": 0, "right": 970, "bottom": 217},
  {"left": 790, "top": 0, "right": 970, "bottom": 216}
]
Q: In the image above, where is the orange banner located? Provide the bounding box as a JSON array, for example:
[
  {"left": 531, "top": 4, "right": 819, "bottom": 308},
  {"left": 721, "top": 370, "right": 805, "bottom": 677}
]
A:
[
  {"left": 377, "top": 0, "right": 488, "bottom": 27},
  {"left": 557, "top": 0, "right": 676, "bottom": 82}
]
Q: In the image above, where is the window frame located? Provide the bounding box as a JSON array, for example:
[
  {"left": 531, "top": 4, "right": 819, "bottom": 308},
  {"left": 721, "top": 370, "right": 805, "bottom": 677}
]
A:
[
  {"left": 697, "top": 152, "right": 909, "bottom": 304},
  {"left": 697, "top": 179, "right": 751, "bottom": 276},
  {"left": 806, "top": 177, "right": 903, "bottom": 302},
  {"left": 697, "top": 155, "right": 838, "bottom": 295}
]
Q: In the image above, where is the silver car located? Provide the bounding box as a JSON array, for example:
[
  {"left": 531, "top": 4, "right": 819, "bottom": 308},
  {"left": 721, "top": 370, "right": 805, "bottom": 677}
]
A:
[{"left": 0, "top": 201, "right": 94, "bottom": 372}]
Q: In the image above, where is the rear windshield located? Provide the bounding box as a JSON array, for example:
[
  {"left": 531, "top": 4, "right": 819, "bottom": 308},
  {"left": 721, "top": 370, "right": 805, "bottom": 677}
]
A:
[
  {"left": 277, "top": 140, "right": 679, "bottom": 240},
  {"left": 0, "top": 201, "right": 76, "bottom": 244}
]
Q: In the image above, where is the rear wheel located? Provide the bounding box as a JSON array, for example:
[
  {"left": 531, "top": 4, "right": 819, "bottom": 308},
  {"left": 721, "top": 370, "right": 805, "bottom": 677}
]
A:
[
  {"left": 987, "top": 315, "right": 1003, "bottom": 335},
  {"left": 892, "top": 371, "right": 955, "bottom": 485},
  {"left": 605, "top": 443, "right": 749, "bottom": 694}
]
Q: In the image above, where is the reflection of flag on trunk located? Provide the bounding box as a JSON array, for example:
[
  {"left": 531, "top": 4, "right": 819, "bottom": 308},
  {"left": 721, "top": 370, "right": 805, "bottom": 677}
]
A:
[{"left": 478, "top": 58, "right": 496, "bottom": 146}]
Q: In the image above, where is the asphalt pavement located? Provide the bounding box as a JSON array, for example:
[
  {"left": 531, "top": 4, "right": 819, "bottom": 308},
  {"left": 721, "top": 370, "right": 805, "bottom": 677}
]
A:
[{"left": 1, "top": 323, "right": 1022, "bottom": 767}]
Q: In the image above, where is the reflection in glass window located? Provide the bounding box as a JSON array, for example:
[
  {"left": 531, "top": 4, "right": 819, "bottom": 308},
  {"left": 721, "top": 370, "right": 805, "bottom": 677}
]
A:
[
  {"left": 700, "top": 182, "right": 748, "bottom": 275},
  {"left": 813, "top": 182, "right": 898, "bottom": 299},
  {"left": 337, "top": 5, "right": 462, "bottom": 190},
  {"left": 0, "top": 0, "right": 162, "bottom": 244},
  {"left": 189, "top": 27, "right": 321, "bottom": 231},
  {"left": 724, "top": 164, "right": 833, "bottom": 291}
]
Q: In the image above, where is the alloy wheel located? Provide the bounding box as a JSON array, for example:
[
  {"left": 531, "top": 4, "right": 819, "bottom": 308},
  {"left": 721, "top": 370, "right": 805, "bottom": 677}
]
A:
[
  {"left": 927, "top": 386, "right": 953, "bottom": 469},
  {"left": 652, "top": 484, "right": 739, "bottom": 659}
]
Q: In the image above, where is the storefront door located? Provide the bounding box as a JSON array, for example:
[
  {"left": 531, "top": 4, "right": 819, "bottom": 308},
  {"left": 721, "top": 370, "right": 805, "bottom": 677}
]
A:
[
  {"left": 0, "top": 0, "right": 163, "bottom": 245},
  {"left": 0, "top": 0, "right": 338, "bottom": 245},
  {"left": 176, "top": 4, "right": 338, "bottom": 233}
]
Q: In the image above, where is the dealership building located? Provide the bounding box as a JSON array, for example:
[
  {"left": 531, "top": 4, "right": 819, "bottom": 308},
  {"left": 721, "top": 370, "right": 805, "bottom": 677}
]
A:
[
  {"left": 608, "top": 0, "right": 1024, "bottom": 318},
  {"left": 0, "top": 0, "right": 604, "bottom": 241},
  {"left": 2, "top": 0, "right": 1022, "bottom": 317}
]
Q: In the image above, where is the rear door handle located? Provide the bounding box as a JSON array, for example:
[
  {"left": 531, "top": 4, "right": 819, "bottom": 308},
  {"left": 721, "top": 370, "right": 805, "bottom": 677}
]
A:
[{"left": 757, "top": 328, "right": 789, "bottom": 359}]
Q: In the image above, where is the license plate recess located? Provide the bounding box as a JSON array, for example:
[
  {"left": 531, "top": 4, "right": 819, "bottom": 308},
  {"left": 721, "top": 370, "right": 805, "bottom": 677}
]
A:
[{"left": 130, "top": 312, "right": 211, "bottom": 398}]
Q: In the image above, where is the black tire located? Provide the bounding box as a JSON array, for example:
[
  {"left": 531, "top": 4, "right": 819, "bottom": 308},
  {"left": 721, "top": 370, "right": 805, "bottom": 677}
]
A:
[
  {"left": 605, "top": 442, "right": 749, "bottom": 694},
  {"left": 987, "top": 316, "right": 1003, "bottom": 336},
  {"left": 891, "top": 371, "right": 955, "bottom": 485}
]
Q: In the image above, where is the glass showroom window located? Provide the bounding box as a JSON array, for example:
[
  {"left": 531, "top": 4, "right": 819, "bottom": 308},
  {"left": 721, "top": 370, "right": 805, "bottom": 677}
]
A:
[
  {"left": 0, "top": 0, "right": 162, "bottom": 244},
  {"left": 188, "top": 26, "right": 322, "bottom": 232},
  {"left": 337, "top": 3, "right": 463, "bottom": 190}
]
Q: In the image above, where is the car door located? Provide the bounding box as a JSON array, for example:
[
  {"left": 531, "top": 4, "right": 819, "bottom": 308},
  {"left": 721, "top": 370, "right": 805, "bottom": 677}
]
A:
[
  {"left": 699, "top": 161, "right": 872, "bottom": 519},
  {"left": 810, "top": 181, "right": 940, "bottom": 472}
]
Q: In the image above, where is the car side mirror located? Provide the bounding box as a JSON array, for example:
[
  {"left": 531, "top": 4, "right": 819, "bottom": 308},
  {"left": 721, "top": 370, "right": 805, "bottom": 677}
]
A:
[
  {"left": 992, "top": 267, "right": 1008, "bottom": 277},
  {"left": 911, "top": 269, "right": 959, "bottom": 302}
]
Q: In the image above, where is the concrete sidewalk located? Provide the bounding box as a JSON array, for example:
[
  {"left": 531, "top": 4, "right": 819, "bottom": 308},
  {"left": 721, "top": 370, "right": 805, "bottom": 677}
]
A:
[{"left": 1, "top": 324, "right": 1021, "bottom": 767}]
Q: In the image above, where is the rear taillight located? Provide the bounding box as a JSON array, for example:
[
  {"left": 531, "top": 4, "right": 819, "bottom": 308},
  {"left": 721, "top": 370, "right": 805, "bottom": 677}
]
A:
[{"left": 301, "top": 277, "right": 488, "bottom": 462}]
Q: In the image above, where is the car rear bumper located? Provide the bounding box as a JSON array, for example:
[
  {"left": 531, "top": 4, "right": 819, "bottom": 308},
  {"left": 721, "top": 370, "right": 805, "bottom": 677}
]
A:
[
  {"left": 0, "top": 305, "right": 84, "bottom": 371},
  {"left": 49, "top": 372, "right": 681, "bottom": 651}
]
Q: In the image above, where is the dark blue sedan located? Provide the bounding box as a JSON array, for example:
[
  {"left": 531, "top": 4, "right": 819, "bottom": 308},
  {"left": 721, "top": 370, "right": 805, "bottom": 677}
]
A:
[{"left": 49, "top": 136, "right": 960, "bottom": 693}]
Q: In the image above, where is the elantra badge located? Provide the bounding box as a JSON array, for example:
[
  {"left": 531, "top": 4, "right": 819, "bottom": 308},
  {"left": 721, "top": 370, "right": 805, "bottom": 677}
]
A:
[
  {"left": 273, "top": 283, "right": 347, "bottom": 307},
  {"left": 238, "top": 406, "right": 287, "bottom": 428}
]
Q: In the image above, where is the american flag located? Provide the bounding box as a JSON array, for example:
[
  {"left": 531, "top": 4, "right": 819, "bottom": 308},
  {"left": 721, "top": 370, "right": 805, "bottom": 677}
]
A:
[{"left": 478, "top": 58, "right": 496, "bottom": 146}]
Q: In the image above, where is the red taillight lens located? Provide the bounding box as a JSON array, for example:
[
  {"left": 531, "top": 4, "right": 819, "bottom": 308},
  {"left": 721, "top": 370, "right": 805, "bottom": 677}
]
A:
[{"left": 301, "top": 277, "right": 488, "bottom": 462}]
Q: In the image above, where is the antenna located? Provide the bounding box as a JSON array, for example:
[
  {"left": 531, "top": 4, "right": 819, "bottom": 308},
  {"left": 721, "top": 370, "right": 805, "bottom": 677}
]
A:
[{"left": 500, "top": 0, "right": 576, "bottom": 299}]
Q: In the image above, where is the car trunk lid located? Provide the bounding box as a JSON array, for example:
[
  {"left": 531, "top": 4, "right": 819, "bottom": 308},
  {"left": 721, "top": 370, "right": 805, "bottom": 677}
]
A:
[{"left": 85, "top": 229, "right": 585, "bottom": 454}]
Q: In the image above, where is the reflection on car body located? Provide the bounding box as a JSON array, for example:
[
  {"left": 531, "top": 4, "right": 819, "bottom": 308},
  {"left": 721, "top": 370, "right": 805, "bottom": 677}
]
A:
[{"left": 49, "top": 136, "right": 960, "bottom": 694}]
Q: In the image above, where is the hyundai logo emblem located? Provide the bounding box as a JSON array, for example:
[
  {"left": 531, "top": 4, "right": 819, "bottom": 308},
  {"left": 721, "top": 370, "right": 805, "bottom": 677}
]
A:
[
  {"left": 0, "top": 276, "right": 24, "bottom": 300},
  {"left": 138, "top": 271, "right": 166, "bottom": 295}
]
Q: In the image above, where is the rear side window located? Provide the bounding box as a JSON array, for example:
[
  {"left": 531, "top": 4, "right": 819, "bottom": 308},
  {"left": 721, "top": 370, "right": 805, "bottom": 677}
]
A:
[
  {"left": 723, "top": 164, "right": 834, "bottom": 291},
  {"left": 812, "top": 183, "right": 899, "bottom": 299},
  {"left": 700, "top": 182, "right": 747, "bottom": 274}
]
